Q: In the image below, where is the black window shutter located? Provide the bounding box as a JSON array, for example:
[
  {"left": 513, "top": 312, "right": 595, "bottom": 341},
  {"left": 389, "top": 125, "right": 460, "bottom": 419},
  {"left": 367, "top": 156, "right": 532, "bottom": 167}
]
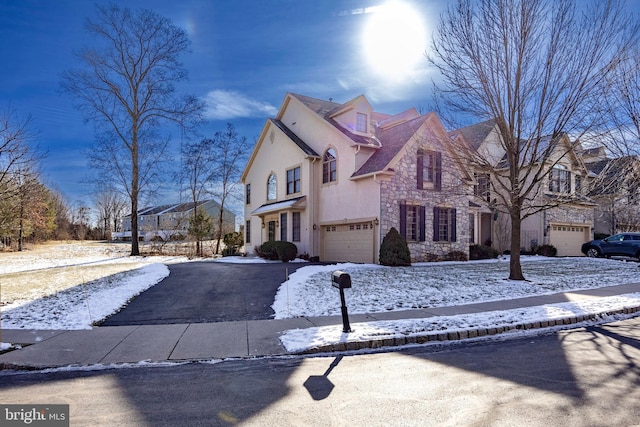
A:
[
  {"left": 419, "top": 205, "right": 426, "bottom": 241},
  {"left": 416, "top": 149, "right": 423, "bottom": 189},
  {"left": 433, "top": 207, "right": 440, "bottom": 241},
  {"left": 451, "top": 208, "right": 457, "bottom": 242},
  {"left": 400, "top": 203, "right": 407, "bottom": 239},
  {"left": 435, "top": 152, "right": 442, "bottom": 191}
]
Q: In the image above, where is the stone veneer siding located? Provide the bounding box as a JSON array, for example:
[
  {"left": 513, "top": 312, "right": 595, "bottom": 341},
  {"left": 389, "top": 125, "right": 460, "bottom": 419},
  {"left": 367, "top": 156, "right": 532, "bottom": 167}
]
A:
[
  {"left": 543, "top": 204, "right": 594, "bottom": 244},
  {"left": 379, "top": 142, "right": 470, "bottom": 262}
]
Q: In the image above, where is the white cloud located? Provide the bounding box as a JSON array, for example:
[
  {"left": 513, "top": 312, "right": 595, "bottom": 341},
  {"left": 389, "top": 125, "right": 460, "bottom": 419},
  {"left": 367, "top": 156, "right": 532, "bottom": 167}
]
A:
[{"left": 203, "top": 90, "right": 277, "bottom": 120}]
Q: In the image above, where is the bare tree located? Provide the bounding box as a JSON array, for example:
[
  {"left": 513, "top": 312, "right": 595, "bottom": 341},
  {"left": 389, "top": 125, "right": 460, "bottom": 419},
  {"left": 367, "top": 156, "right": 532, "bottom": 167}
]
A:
[
  {"left": 0, "top": 110, "right": 39, "bottom": 203},
  {"left": 210, "top": 124, "right": 248, "bottom": 255},
  {"left": 601, "top": 45, "right": 640, "bottom": 157},
  {"left": 94, "top": 183, "right": 128, "bottom": 240},
  {"left": 61, "top": 4, "right": 203, "bottom": 256},
  {"left": 430, "top": 0, "right": 638, "bottom": 279},
  {"left": 181, "top": 137, "right": 217, "bottom": 256}
]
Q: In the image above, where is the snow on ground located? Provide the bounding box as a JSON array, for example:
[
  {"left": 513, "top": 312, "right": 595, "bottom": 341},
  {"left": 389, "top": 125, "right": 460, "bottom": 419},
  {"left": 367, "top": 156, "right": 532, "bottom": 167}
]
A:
[
  {"left": 271, "top": 256, "right": 640, "bottom": 318},
  {"left": 273, "top": 256, "right": 640, "bottom": 352},
  {"left": 279, "top": 293, "right": 640, "bottom": 352},
  {"left": 1, "top": 242, "right": 640, "bottom": 353},
  {"left": 0, "top": 242, "right": 193, "bottom": 331}
]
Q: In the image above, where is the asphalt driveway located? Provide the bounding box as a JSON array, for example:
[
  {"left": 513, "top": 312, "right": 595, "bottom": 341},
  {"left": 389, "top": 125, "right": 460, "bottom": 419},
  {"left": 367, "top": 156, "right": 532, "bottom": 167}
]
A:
[{"left": 99, "top": 262, "right": 310, "bottom": 326}]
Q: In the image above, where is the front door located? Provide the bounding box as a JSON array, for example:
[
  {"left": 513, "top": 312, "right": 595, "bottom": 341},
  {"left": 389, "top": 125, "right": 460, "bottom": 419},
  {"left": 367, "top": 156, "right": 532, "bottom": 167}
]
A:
[{"left": 268, "top": 221, "right": 276, "bottom": 241}]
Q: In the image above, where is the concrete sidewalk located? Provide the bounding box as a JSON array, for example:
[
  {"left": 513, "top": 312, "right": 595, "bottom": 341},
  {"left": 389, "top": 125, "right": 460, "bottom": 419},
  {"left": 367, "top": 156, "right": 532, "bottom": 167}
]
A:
[{"left": 2, "top": 282, "right": 640, "bottom": 370}]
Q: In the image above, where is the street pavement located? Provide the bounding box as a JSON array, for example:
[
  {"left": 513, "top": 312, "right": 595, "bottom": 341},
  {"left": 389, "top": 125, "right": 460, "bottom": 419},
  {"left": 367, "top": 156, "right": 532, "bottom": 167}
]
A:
[
  {"left": 0, "top": 317, "right": 639, "bottom": 426},
  {"left": 1, "top": 282, "right": 639, "bottom": 370}
]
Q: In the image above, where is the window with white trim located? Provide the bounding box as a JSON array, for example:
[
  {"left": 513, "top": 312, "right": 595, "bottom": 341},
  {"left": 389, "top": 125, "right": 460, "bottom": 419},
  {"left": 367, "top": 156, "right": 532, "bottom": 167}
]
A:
[
  {"left": 323, "top": 148, "right": 337, "bottom": 184},
  {"left": 356, "top": 113, "right": 367, "bottom": 133}
]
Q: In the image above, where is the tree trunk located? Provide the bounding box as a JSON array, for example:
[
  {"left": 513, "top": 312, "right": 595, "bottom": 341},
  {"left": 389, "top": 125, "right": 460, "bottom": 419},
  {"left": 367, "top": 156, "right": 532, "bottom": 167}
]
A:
[
  {"left": 215, "top": 199, "right": 225, "bottom": 255},
  {"left": 130, "top": 137, "right": 140, "bottom": 256},
  {"left": 509, "top": 209, "right": 525, "bottom": 280}
]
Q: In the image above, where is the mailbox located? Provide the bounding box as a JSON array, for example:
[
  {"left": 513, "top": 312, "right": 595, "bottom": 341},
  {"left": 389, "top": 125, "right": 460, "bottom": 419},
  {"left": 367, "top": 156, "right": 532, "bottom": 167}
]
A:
[
  {"left": 331, "top": 271, "right": 352, "bottom": 289},
  {"left": 331, "top": 270, "right": 352, "bottom": 333}
]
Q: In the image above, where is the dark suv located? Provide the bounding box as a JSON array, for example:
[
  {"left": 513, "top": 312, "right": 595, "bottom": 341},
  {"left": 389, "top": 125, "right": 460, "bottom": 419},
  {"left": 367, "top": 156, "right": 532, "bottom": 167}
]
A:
[{"left": 581, "top": 232, "right": 640, "bottom": 259}]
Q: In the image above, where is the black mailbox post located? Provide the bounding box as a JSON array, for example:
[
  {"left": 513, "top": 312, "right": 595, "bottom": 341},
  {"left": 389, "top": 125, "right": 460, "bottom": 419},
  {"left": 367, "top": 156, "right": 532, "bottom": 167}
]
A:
[{"left": 332, "top": 270, "right": 352, "bottom": 333}]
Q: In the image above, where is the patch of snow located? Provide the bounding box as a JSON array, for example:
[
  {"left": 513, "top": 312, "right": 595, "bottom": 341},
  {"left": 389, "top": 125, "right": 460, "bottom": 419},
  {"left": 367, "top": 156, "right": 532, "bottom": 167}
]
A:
[
  {"left": 280, "top": 293, "right": 640, "bottom": 352},
  {"left": 1, "top": 264, "right": 170, "bottom": 330}
]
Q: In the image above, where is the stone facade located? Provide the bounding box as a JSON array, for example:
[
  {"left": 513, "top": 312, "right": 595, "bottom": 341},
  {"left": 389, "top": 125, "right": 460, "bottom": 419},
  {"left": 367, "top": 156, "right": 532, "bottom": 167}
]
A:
[{"left": 379, "top": 135, "right": 471, "bottom": 262}]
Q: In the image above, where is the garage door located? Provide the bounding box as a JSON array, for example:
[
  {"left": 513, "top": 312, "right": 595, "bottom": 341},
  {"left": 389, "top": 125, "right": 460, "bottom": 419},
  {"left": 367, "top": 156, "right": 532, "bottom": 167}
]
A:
[
  {"left": 549, "top": 224, "right": 590, "bottom": 256},
  {"left": 321, "top": 222, "right": 375, "bottom": 263}
]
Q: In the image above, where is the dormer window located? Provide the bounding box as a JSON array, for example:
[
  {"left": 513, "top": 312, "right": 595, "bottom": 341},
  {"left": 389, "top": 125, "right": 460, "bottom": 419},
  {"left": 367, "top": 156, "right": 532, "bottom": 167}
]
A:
[{"left": 356, "top": 113, "right": 367, "bottom": 133}]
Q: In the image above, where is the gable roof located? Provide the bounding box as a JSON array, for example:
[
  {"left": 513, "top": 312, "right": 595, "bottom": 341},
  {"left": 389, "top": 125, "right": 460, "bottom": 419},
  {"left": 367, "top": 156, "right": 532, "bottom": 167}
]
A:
[
  {"left": 352, "top": 114, "right": 431, "bottom": 177},
  {"left": 449, "top": 119, "right": 497, "bottom": 149},
  {"left": 587, "top": 155, "right": 640, "bottom": 195},
  {"left": 269, "top": 119, "right": 319, "bottom": 157},
  {"left": 289, "top": 93, "right": 382, "bottom": 147},
  {"left": 126, "top": 200, "right": 233, "bottom": 218}
]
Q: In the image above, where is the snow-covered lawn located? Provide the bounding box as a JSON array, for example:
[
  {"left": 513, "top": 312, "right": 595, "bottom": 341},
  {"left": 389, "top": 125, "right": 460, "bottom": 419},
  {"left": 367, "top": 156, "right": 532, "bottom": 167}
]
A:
[
  {"left": 273, "top": 257, "right": 640, "bottom": 352},
  {"left": 0, "top": 241, "right": 192, "bottom": 330},
  {"left": 271, "top": 256, "right": 640, "bottom": 318},
  {"left": 1, "top": 242, "right": 639, "bottom": 354}
]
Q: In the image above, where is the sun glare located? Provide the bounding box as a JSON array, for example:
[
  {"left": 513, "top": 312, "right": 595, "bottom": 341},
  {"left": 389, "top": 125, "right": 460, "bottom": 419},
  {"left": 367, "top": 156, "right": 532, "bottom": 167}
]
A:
[{"left": 362, "top": 1, "right": 428, "bottom": 81}]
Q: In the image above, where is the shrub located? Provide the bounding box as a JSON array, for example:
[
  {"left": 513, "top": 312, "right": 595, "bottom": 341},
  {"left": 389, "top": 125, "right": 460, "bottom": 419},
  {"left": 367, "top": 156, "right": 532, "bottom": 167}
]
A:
[
  {"left": 255, "top": 241, "right": 279, "bottom": 260},
  {"left": 469, "top": 245, "right": 500, "bottom": 260},
  {"left": 276, "top": 241, "right": 298, "bottom": 262},
  {"left": 222, "top": 247, "right": 238, "bottom": 257},
  {"left": 223, "top": 232, "right": 244, "bottom": 256},
  {"left": 445, "top": 251, "right": 468, "bottom": 261},
  {"left": 255, "top": 241, "right": 297, "bottom": 262},
  {"left": 379, "top": 227, "right": 411, "bottom": 266},
  {"left": 535, "top": 244, "right": 557, "bottom": 257}
]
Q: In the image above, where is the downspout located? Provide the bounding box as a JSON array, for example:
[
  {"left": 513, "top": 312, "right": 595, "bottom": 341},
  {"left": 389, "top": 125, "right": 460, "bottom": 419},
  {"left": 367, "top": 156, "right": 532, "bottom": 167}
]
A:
[{"left": 309, "top": 156, "right": 318, "bottom": 258}]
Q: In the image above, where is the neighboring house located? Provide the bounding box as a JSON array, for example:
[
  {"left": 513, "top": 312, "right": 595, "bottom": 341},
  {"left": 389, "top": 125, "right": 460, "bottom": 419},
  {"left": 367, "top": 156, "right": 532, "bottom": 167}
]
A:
[
  {"left": 582, "top": 146, "right": 640, "bottom": 235},
  {"left": 241, "top": 93, "right": 471, "bottom": 263},
  {"left": 114, "top": 200, "right": 236, "bottom": 241},
  {"left": 452, "top": 120, "right": 596, "bottom": 256}
]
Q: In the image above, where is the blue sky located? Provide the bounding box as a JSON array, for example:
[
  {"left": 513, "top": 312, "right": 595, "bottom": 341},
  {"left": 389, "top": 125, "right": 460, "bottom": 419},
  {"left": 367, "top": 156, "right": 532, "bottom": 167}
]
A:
[{"left": 0, "top": 0, "right": 444, "bottom": 209}]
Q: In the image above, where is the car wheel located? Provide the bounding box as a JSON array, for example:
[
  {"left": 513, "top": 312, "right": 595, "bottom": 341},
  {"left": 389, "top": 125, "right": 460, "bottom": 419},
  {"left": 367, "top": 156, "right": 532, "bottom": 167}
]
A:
[{"left": 586, "top": 248, "right": 600, "bottom": 258}]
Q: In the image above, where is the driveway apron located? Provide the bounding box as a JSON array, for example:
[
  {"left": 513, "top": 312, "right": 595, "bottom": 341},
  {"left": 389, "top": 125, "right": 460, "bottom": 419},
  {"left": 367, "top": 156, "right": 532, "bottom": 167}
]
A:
[{"left": 99, "top": 262, "right": 308, "bottom": 326}]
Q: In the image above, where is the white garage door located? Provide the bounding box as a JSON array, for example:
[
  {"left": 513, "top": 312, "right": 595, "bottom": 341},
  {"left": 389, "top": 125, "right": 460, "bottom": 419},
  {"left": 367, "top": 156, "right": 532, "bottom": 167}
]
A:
[
  {"left": 549, "top": 224, "right": 590, "bottom": 256},
  {"left": 321, "top": 222, "right": 375, "bottom": 263}
]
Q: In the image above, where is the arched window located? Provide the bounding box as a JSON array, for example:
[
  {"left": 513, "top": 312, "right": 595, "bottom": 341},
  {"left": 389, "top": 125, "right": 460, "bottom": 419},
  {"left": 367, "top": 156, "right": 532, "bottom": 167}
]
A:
[
  {"left": 267, "top": 173, "right": 277, "bottom": 201},
  {"left": 323, "top": 148, "right": 337, "bottom": 184}
]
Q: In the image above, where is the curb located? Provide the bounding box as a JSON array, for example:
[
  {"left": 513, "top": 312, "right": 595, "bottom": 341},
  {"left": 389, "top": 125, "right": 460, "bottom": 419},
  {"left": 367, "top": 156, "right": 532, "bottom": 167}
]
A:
[{"left": 297, "top": 306, "right": 640, "bottom": 354}]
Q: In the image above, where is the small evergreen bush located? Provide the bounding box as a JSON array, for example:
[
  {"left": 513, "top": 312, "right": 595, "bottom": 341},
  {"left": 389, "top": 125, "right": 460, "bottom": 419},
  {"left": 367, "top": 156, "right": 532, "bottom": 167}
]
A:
[
  {"left": 255, "top": 241, "right": 279, "bottom": 260},
  {"left": 276, "top": 241, "right": 298, "bottom": 262},
  {"left": 445, "top": 251, "right": 468, "bottom": 261},
  {"left": 255, "top": 241, "right": 297, "bottom": 262},
  {"left": 222, "top": 232, "right": 244, "bottom": 256},
  {"left": 469, "top": 245, "right": 500, "bottom": 260},
  {"left": 379, "top": 227, "right": 411, "bottom": 266},
  {"left": 535, "top": 244, "right": 557, "bottom": 257}
]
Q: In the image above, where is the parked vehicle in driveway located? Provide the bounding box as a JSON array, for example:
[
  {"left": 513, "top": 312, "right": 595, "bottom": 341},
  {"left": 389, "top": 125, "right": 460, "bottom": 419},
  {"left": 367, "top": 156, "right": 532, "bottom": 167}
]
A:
[{"left": 581, "top": 232, "right": 640, "bottom": 259}]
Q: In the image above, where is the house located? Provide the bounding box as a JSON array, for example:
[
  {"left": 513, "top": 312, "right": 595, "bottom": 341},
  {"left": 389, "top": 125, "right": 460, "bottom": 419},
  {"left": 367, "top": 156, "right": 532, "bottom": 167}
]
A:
[
  {"left": 452, "top": 120, "right": 596, "bottom": 256},
  {"left": 114, "top": 200, "right": 236, "bottom": 241},
  {"left": 241, "top": 93, "right": 472, "bottom": 263},
  {"left": 582, "top": 147, "right": 640, "bottom": 235}
]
